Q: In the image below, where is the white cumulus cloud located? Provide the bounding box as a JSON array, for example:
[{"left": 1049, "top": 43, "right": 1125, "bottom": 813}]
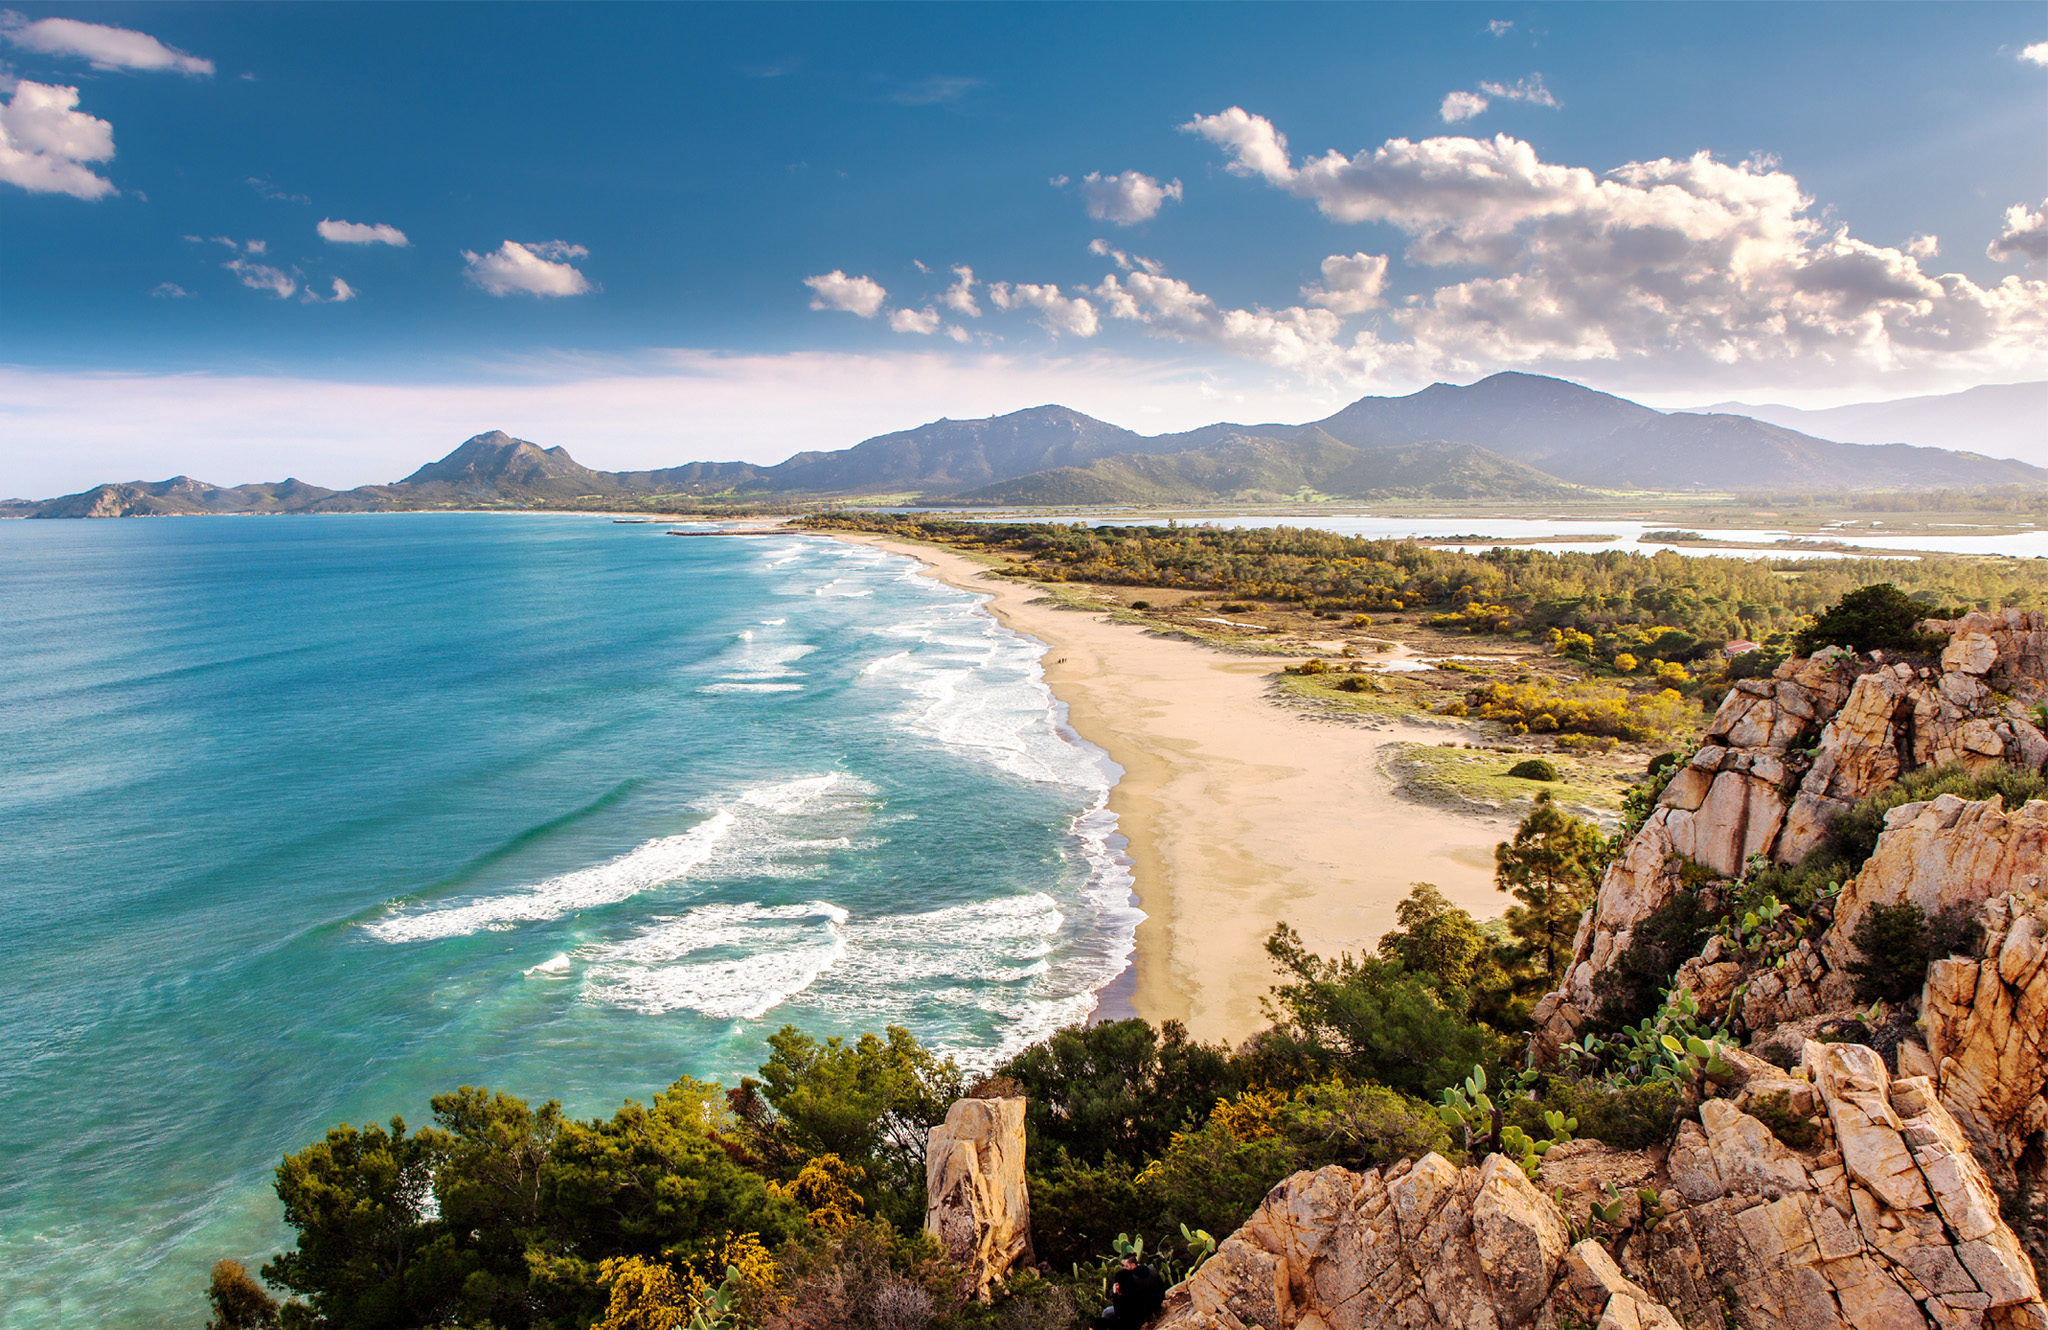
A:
[
  {"left": 463, "top": 240, "right": 592, "bottom": 297},
  {"left": 150, "top": 282, "right": 189, "bottom": 299},
  {"left": 2021, "top": 42, "right": 2048, "bottom": 66},
  {"left": 1091, "top": 271, "right": 1373, "bottom": 375},
  {"left": 888, "top": 306, "right": 940, "bottom": 334},
  {"left": 1301, "top": 252, "right": 1391, "bottom": 314},
  {"left": 989, "top": 282, "right": 1099, "bottom": 336},
  {"left": 318, "top": 218, "right": 409, "bottom": 247},
  {"left": 1, "top": 14, "right": 212, "bottom": 75},
  {"left": 1488, "top": 19, "right": 1515, "bottom": 36},
  {"left": 804, "top": 269, "right": 887, "bottom": 317},
  {"left": 942, "top": 265, "right": 980, "bottom": 316},
  {"left": 1440, "top": 90, "right": 1489, "bottom": 123},
  {"left": 1988, "top": 201, "right": 2048, "bottom": 264},
  {"left": 0, "top": 80, "right": 114, "bottom": 198},
  {"left": 1079, "top": 170, "right": 1183, "bottom": 225},
  {"left": 1181, "top": 106, "right": 2048, "bottom": 384},
  {"left": 225, "top": 258, "right": 296, "bottom": 299}
]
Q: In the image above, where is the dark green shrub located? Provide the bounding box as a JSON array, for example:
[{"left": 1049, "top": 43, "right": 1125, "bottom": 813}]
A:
[
  {"left": 1516, "top": 1077, "right": 1682, "bottom": 1151},
  {"left": 1336, "top": 675, "right": 1375, "bottom": 693},
  {"left": 1129, "top": 600, "right": 1151, "bottom": 610},
  {"left": 1138, "top": 1081, "right": 1450, "bottom": 1250},
  {"left": 1261, "top": 924, "right": 1513, "bottom": 1096},
  {"left": 204, "top": 1261, "right": 281, "bottom": 1330},
  {"left": 996, "top": 1018, "right": 1241, "bottom": 1165},
  {"left": 1827, "top": 763, "right": 2048, "bottom": 873},
  {"left": 1023, "top": 1154, "right": 1150, "bottom": 1268},
  {"left": 1747, "top": 1090, "right": 1822, "bottom": 1150},
  {"left": 1848, "top": 903, "right": 1934, "bottom": 1004},
  {"left": 1848, "top": 901, "right": 1985, "bottom": 1005},
  {"left": 1589, "top": 891, "right": 1711, "bottom": 1035},
  {"left": 1508, "top": 758, "right": 1560, "bottom": 782},
  {"left": 1794, "top": 583, "right": 1948, "bottom": 655}
]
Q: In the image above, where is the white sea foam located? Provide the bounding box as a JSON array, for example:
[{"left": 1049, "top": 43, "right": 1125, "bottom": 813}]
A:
[
  {"left": 698, "top": 682, "right": 803, "bottom": 693},
  {"left": 525, "top": 952, "right": 572, "bottom": 976},
  {"left": 363, "top": 812, "right": 738, "bottom": 942},
  {"left": 583, "top": 901, "right": 850, "bottom": 1017},
  {"left": 364, "top": 774, "right": 859, "bottom": 943}
]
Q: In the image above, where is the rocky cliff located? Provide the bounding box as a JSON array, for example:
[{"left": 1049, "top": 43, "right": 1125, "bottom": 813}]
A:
[
  {"left": 1165, "top": 609, "right": 2048, "bottom": 1330},
  {"left": 1531, "top": 611, "right": 2048, "bottom": 1064},
  {"left": 1154, "top": 1040, "right": 2045, "bottom": 1330}
]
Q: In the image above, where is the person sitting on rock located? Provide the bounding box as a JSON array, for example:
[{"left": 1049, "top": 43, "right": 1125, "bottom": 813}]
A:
[{"left": 1097, "top": 1253, "right": 1166, "bottom": 1328}]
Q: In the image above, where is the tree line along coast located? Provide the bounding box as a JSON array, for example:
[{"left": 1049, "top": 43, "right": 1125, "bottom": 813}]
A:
[{"left": 203, "top": 585, "right": 2048, "bottom": 1330}]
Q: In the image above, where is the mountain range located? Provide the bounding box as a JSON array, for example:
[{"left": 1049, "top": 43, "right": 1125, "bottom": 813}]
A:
[
  {"left": 7, "top": 373, "right": 2044, "bottom": 518},
  {"left": 1686, "top": 381, "right": 2047, "bottom": 459}
]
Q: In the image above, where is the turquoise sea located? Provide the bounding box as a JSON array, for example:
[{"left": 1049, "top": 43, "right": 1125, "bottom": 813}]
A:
[{"left": 0, "top": 514, "right": 1135, "bottom": 1329}]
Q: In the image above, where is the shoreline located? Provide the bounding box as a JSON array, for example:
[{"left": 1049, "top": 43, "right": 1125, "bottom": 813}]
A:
[{"left": 829, "top": 530, "right": 1516, "bottom": 1046}]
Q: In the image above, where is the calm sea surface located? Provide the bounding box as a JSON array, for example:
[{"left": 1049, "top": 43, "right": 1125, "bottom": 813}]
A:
[{"left": 0, "top": 514, "right": 1134, "bottom": 1328}]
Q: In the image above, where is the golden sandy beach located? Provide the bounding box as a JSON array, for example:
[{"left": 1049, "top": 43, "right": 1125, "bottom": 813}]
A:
[{"left": 834, "top": 531, "right": 1515, "bottom": 1047}]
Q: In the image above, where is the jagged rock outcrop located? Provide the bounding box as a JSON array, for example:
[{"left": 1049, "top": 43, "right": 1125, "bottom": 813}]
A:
[
  {"left": 1155, "top": 1043, "right": 2048, "bottom": 1330},
  {"left": 1530, "top": 623, "right": 2048, "bottom": 1063},
  {"left": 924, "top": 1097, "right": 1032, "bottom": 1296},
  {"left": 1924, "top": 890, "right": 2048, "bottom": 1196},
  {"left": 1925, "top": 613, "right": 2048, "bottom": 699},
  {"left": 1705, "top": 794, "right": 2048, "bottom": 1034}
]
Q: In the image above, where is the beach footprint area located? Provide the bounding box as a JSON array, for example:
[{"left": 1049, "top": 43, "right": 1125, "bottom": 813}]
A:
[{"left": 0, "top": 515, "right": 1134, "bottom": 1329}]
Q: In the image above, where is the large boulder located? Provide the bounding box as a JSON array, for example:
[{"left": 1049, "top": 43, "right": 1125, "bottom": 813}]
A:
[
  {"left": 923, "top": 1097, "right": 1032, "bottom": 1296},
  {"left": 1153, "top": 1044, "right": 2048, "bottom": 1330}
]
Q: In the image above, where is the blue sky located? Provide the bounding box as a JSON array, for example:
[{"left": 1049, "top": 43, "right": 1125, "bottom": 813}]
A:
[{"left": 1, "top": 2, "right": 2044, "bottom": 493}]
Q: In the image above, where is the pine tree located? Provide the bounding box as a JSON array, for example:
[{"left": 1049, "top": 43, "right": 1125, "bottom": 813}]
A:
[{"left": 1493, "top": 793, "right": 1610, "bottom": 985}]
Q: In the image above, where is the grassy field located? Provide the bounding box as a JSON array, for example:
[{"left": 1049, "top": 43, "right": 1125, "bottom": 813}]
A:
[{"left": 1379, "top": 740, "right": 1636, "bottom": 827}]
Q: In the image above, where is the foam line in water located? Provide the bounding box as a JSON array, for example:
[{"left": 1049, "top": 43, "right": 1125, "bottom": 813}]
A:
[
  {"left": 583, "top": 900, "right": 850, "bottom": 1018},
  {"left": 364, "top": 774, "right": 850, "bottom": 943}
]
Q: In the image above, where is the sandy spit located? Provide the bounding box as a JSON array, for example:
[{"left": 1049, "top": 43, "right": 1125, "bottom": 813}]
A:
[{"left": 832, "top": 531, "right": 1514, "bottom": 1047}]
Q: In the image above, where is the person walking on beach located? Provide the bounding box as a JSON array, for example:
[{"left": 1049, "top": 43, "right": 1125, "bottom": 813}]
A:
[{"left": 1097, "top": 1252, "right": 1167, "bottom": 1328}]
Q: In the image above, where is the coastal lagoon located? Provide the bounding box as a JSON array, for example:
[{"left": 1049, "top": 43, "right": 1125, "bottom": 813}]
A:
[
  {"left": 975, "top": 513, "right": 2048, "bottom": 559},
  {"left": 0, "top": 514, "right": 1135, "bottom": 1328}
]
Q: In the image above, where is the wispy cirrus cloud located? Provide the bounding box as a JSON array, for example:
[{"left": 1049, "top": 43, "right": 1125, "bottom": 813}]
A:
[
  {"left": 225, "top": 258, "right": 297, "bottom": 299},
  {"left": 462, "top": 240, "right": 591, "bottom": 297},
  {"left": 1440, "top": 73, "right": 1558, "bottom": 122},
  {"left": 0, "top": 13, "right": 212, "bottom": 75},
  {"left": 878, "top": 75, "right": 983, "bottom": 106},
  {"left": 0, "top": 80, "right": 114, "bottom": 198}
]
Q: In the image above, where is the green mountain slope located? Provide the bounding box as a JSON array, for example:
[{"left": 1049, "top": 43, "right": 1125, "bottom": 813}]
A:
[{"left": 942, "top": 435, "right": 1584, "bottom": 505}]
